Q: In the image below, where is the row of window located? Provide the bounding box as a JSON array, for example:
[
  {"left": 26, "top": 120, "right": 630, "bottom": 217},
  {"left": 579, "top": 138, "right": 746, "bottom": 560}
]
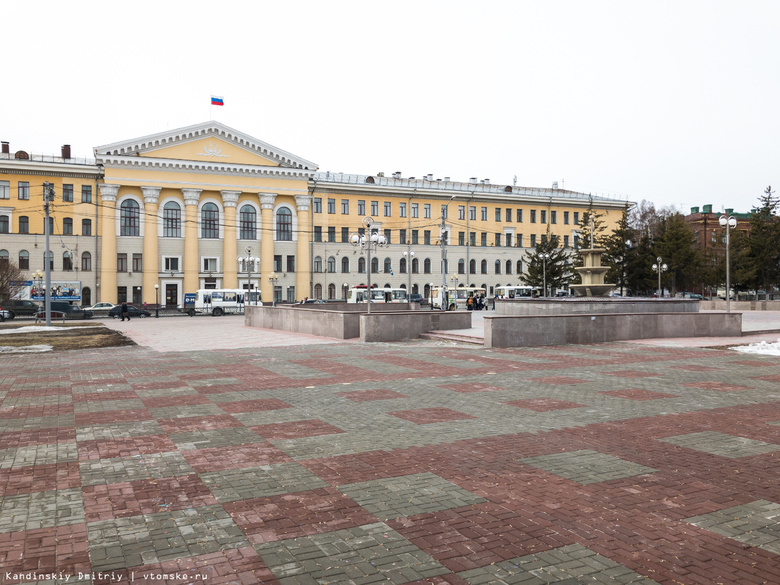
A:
[
  {"left": 311, "top": 255, "right": 525, "bottom": 276},
  {"left": 313, "top": 226, "right": 577, "bottom": 248},
  {"left": 0, "top": 250, "right": 92, "bottom": 271},
  {"left": 313, "top": 197, "right": 581, "bottom": 225},
  {"left": 0, "top": 215, "right": 92, "bottom": 236},
  {"left": 0, "top": 181, "right": 92, "bottom": 202}
]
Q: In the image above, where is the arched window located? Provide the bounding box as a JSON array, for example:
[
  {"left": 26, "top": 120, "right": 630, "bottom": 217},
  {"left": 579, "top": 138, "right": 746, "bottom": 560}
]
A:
[
  {"left": 239, "top": 205, "right": 256, "bottom": 240},
  {"left": 0, "top": 215, "right": 10, "bottom": 234},
  {"left": 494, "top": 260, "right": 501, "bottom": 274},
  {"left": 342, "top": 283, "right": 350, "bottom": 299},
  {"left": 412, "top": 284, "right": 419, "bottom": 294},
  {"left": 82, "top": 286, "right": 91, "bottom": 307},
  {"left": 341, "top": 257, "right": 350, "bottom": 273},
  {"left": 412, "top": 258, "right": 419, "bottom": 274},
  {"left": 314, "top": 283, "right": 322, "bottom": 299},
  {"left": 516, "top": 260, "right": 523, "bottom": 274},
  {"left": 120, "top": 199, "right": 140, "bottom": 236},
  {"left": 81, "top": 251, "right": 91, "bottom": 271},
  {"left": 383, "top": 258, "right": 392, "bottom": 273},
  {"left": 18, "top": 250, "right": 29, "bottom": 270},
  {"left": 163, "top": 201, "right": 181, "bottom": 237},
  {"left": 62, "top": 217, "right": 73, "bottom": 235},
  {"left": 469, "top": 259, "right": 476, "bottom": 274},
  {"left": 328, "top": 283, "right": 336, "bottom": 299},
  {"left": 201, "top": 203, "right": 219, "bottom": 239},
  {"left": 277, "top": 207, "right": 292, "bottom": 241},
  {"left": 481, "top": 259, "right": 487, "bottom": 274},
  {"left": 506, "top": 260, "right": 512, "bottom": 274},
  {"left": 458, "top": 259, "right": 465, "bottom": 274},
  {"left": 358, "top": 257, "right": 366, "bottom": 273},
  {"left": 327, "top": 256, "right": 336, "bottom": 273},
  {"left": 0, "top": 249, "right": 8, "bottom": 265},
  {"left": 424, "top": 284, "right": 431, "bottom": 299},
  {"left": 313, "top": 256, "right": 323, "bottom": 272},
  {"left": 63, "top": 252, "right": 73, "bottom": 271},
  {"left": 371, "top": 257, "right": 379, "bottom": 273},
  {"left": 399, "top": 257, "right": 407, "bottom": 274},
  {"left": 424, "top": 258, "right": 431, "bottom": 274}
]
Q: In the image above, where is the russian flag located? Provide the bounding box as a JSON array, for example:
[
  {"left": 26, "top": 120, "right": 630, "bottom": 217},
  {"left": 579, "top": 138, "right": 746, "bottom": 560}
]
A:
[{"left": 211, "top": 96, "right": 224, "bottom": 106}]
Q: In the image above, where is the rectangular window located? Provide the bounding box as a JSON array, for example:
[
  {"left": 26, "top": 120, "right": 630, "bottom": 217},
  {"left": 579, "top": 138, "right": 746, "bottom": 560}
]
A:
[
  {"left": 371, "top": 201, "right": 379, "bottom": 215},
  {"left": 481, "top": 232, "right": 487, "bottom": 246},
  {"left": 384, "top": 229, "right": 391, "bottom": 244},
  {"left": 458, "top": 232, "right": 465, "bottom": 246},
  {"left": 530, "top": 234, "right": 537, "bottom": 247},
  {"left": 80, "top": 253, "right": 90, "bottom": 271},
  {"left": 63, "top": 184, "right": 73, "bottom": 202},
  {"left": 573, "top": 212, "right": 580, "bottom": 225},
  {"left": 441, "top": 205, "right": 448, "bottom": 219},
  {"left": 328, "top": 226, "right": 336, "bottom": 242},
  {"left": 313, "top": 198, "right": 322, "bottom": 213},
  {"left": 0, "top": 180, "right": 9, "bottom": 199},
  {"left": 517, "top": 209, "right": 523, "bottom": 222},
  {"left": 81, "top": 186, "right": 92, "bottom": 203},
  {"left": 458, "top": 205, "right": 465, "bottom": 220},
  {"left": 495, "top": 233, "right": 501, "bottom": 246},
  {"left": 541, "top": 234, "right": 548, "bottom": 244},
  {"left": 18, "top": 181, "right": 29, "bottom": 200},
  {"left": 563, "top": 235, "right": 570, "bottom": 248},
  {"left": 412, "top": 203, "right": 419, "bottom": 218},
  {"left": 62, "top": 217, "right": 73, "bottom": 235},
  {"left": 481, "top": 207, "right": 487, "bottom": 221},
  {"left": 470, "top": 232, "right": 476, "bottom": 246},
  {"left": 470, "top": 206, "right": 476, "bottom": 220},
  {"left": 287, "top": 255, "right": 295, "bottom": 272},
  {"left": 384, "top": 201, "right": 391, "bottom": 216},
  {"left": 133, "top": 254, "right": 143, "bottom": 273},
  {"left": 424, "top": 204, "right": 431, "bottom": 218},
  {"left": 530, "top": 210, "right": 537, "bottom": 223},
  {"left": 399, "top": 202, "right": 406, "bottom": 218},
  {"left": 19, "top": 216, "right": 29, "bottom": 233},
  {"left": 505, "top": 233, "right": 512, "bottom": 247},
  {"left": 424, "top": 230, "right": 431, "bottom": 245},
  {"left": 117, "top": 286, "right": 127, "bottom": 304},
  {"left": 541, "top": 210, "right": 547, "bottom": 224},
  {"left": 117, "top": 253, "right": 128, "bottom": 273},
  {"left": 550, "top": 210, "right": 557, "bottom": 224},
  {"left": 164, "top": 257, "right": 179, "bottom": 272},
  {"left": 327, "top": 198, "right": 335, "bottom": 214},
  {"left": 412, "top": 230, "right": 419, "bottom": 245},
  {"left": 564, "top": 211, "right": 570, "bottom": 225},
  {"left": 274, "top": 255, "right": 282, "bottom": 272},
  {"left": 495, "top": 208, "right": 501, "bottom": 221},
  {"left": 203, "top": 257, "right": 217, "bottom": 272},
  {"left": 358, "top": 200, "right": 366, "bottom": 215},
  {"left": 341, "top": 227, "right": 349, "bottom": 242},
  {"left": 341, "top": 199, "right": 349, "bottom": 214},
  {"left": 313, "top": 226, "right": 322, "bottom": 242},
  {"left": 517, "top": 234, "right": 523, "bottom": 247},
  {"left": 399, "top": 229, "right": 407, "bottom": 245},
  {"left": 506, "top": 208, "right": 512, "bottom": 222}
]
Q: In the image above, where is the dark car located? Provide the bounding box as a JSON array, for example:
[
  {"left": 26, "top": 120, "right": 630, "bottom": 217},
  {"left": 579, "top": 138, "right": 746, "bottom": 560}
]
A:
[
  {"left": 409, "top": 293, "right": 429, "bottom": 306},
  {"left": 108, "top": 304, "right": 151, "bottom": 319},
  {"left": 36, "top": 301, "right": 94, "bottom": 320},
  {"left": 1, "top": 299, "right": 39, "bottom": 319}
]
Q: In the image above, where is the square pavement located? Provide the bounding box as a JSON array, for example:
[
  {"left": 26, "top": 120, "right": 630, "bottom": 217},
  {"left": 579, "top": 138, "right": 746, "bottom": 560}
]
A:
[{"left": 2, "top": 338, "right": 780, "bottom": 584}]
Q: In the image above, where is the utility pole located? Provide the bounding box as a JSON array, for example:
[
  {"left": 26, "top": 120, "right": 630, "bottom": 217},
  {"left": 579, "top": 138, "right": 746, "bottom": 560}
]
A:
[{"left": 43, "top": 182, "right": 55, "bottom": 326}]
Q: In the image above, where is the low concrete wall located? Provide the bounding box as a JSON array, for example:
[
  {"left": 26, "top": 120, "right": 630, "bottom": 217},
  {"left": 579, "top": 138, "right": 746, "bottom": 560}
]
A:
[
  {"left": 484, "top": 312, "right": 742, "bottom": 348},
  {"left": 495, "top": 298, "right": 699, "bottom": 315},
  {"left": 246, "top": 305, "right": 360, "bottom": 339},
  {"left": 700, "top": 300, "right": 780, "bottom": 311},
  {"left": 360, "top": 311, "right": 472, "bottom": 342}
]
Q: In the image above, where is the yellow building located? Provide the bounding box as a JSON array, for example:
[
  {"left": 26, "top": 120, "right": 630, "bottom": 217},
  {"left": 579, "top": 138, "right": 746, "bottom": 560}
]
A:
[{"left": 1, "top": 122, "right": 630, "bottom": 306}]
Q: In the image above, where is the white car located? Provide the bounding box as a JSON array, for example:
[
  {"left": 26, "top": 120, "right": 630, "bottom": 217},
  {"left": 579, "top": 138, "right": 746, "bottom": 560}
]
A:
[
  {"left": 85, "top": 302, "right": 117, "bottom": 310},
  {"left": 0, "top": 308, "right": 11, "bottom": 321}
]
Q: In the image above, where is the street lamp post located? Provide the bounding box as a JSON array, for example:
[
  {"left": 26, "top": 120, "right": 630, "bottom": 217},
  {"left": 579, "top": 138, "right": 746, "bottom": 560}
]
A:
[
  {"left": 268, "top": 273, "right": 279, "bottom": 306},
  {"left": 32, "top": 270, "right": 45, "bottom": 319},
  {"left": 449, "top": 273, "right": 459, "bottom": 309},
  {"left": 154, "top": 284, "right": 159, "bottom": 318},
  {"left": 237, "top": 246, "right": 260, "bottom": 305},
  {"left": 652, "top": 256, "right": 668, "bottom": 298},
  {"left": 719, "top": 214, "right": 737, "bottom": 313},
  {"left": 620, "top": 240, "right": 632, "bottom": 297},
  {"left": 540, "top": 252, "right": 551, "bottom": 297},
  {"left": 350, "top": 216, "right": 387, "bottom": 314}
]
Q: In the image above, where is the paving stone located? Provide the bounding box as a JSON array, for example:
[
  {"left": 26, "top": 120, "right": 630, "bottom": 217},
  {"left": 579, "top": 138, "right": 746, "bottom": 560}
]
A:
[
  {"left": 519, "top": 450, "right": 658, "bottom": 485},
  {"left": 658, "top": 431, "right": 780, "bottom": 458},
  {"left": 79, "top": 451, "right": 194, "bottom": 485},
  {"left": 0, "top": 441, "right": 78, "bottom": 469},
  {"left": 200, "top": 462, "right": 329, "bottom": 503},
  {"left": 75, "top": 420, "right": 164, "bottom": 442},
  {"left": 0, "top": 487, "right": 85, "bottom": 532},
  {"left": 168, "top": 427, "right": 265, "bottom": 450},
  {"left": 685, "top": 499, "right": 780, "bottom": 555}
]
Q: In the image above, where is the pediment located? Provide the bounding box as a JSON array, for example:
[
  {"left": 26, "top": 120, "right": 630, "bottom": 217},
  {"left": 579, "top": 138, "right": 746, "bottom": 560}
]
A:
[{"left": 95, "top": 121, "right": 317, "bottom": 170}]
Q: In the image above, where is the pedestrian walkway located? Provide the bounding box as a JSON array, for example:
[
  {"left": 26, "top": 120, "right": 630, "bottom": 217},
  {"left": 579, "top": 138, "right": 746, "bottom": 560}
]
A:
[{"left": 2, "top": 315, "right": 780, "bottom": 584}]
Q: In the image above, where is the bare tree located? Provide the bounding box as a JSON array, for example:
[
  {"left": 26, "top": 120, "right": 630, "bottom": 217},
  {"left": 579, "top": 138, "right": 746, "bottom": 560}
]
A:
[
  {"left": 628, "top": 199, "right": 675, "bottom": 240},
  {"left": 0, "top": 260, "right": 25, "bottom": 301}
]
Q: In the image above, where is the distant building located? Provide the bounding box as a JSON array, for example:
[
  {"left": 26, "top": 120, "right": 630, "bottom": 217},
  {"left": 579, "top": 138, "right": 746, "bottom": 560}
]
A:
[{"left": 683, "top": 204, "right": 751, "bottom": 257}]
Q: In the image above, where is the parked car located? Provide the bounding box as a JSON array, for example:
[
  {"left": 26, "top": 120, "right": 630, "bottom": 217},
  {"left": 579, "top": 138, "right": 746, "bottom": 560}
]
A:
[
  {"left": 0, "top": 308, "right": 11, "bottom": 322},
  {"left": 409, "top": 293, "right": 429, "bottom": 306},
  {"left": 108, "top": 304, "right": 151, "bottom": 319},
  {"left": 85, "top": 302, "right": 117, "bottom": 311},
  {"left": 36, "top": 302, "right": 94, "bottom": 320},
  {"left": 0, "top": 299, "right": 39, "bottom": 318}
]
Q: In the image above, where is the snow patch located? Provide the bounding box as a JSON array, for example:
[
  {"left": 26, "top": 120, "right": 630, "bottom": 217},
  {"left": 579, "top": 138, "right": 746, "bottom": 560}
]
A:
[{"left": 730, "top": 338, "right": 780, "bottom": 356}]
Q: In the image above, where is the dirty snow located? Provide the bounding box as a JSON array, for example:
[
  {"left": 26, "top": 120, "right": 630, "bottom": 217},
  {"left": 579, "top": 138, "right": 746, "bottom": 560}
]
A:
[{"left": 730, "top": 338, "right": 780, "bottom": 356}]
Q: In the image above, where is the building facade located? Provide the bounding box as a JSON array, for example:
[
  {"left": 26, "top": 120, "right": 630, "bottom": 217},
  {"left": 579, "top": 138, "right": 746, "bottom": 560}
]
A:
[{"left": 1, "top": 122, "right": 631, "bottom": 305}]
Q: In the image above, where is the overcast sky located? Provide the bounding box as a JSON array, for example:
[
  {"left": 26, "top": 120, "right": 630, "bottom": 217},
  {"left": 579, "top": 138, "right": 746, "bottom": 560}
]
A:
[{"left": 4, "top": 1, "right": 778, "bottom": 214}]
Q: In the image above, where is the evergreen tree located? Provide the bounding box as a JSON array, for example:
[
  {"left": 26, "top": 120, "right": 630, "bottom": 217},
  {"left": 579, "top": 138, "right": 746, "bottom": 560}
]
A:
[
  {"left": 521, "top": 235, "right": 574, "bottom": 295},
  {"left": 602, "top": 209, "right": 637, "bottom": 294},
  {"left": 746, "top": 185, "right": 780, "bottom": 293},
  {"left": 625, "top": 233, "right": 657, "bottom": 295},
  {"left": 578, "top": 198, "right": 609, "bottom": 249},
  {"left": 652, "top": 214, "right": 701, "bottom": 295}
]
